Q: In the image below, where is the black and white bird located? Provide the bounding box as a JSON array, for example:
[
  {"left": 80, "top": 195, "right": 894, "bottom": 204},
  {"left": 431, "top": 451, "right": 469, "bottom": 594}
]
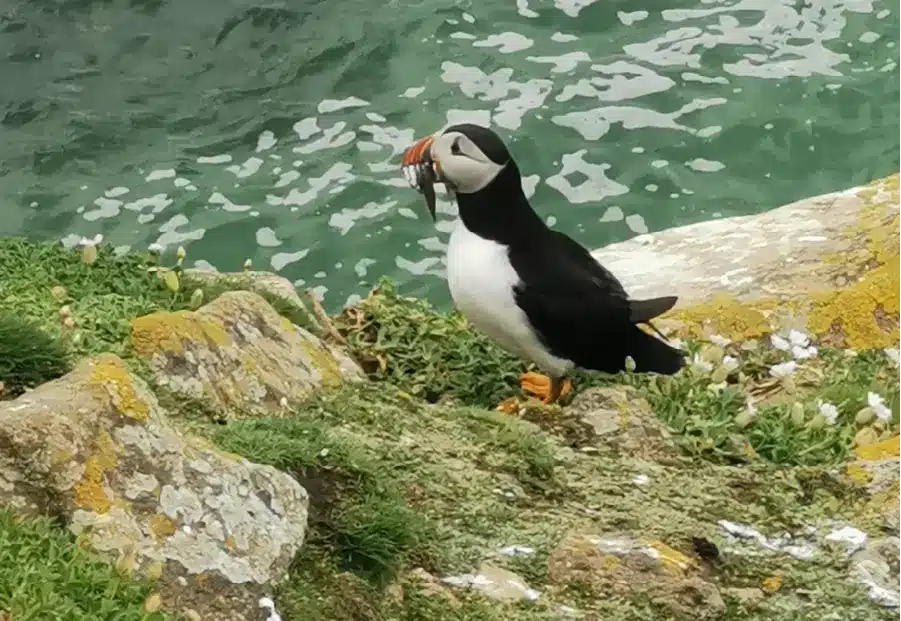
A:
[{"left": 401, "top": 123, "right": 685, "bottom": 405}]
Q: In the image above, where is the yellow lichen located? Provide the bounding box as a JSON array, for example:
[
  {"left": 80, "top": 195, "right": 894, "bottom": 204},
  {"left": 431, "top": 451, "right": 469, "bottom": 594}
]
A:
[
  {"left": 664, "top": 294, "right": 775, "bottom": 342},
  {"left": 644, "top": 540, "right": 694, "bottom": 574},
  {"left": 149, "top": 513, "right": 178, "bottom": 539},
  {"left": 73, "top": 431, "right": 120, "bottom": 514},
  {"left": 88, "top": 355, "right": 150, "bottom": 423},
  {"left": 663, "top": 174, "right": 899, "bottom": 348},
  {"left": 130, "top": 311, "right": 230, "bottom": 358},
  {"left": 853, "top": 435, "right": 900, "bottom": 460},
  {"left": 298, "top": 339, "right": 342, "bottom": 388},
  {"left": 845, "top": 462, "right": 872, "bottom": 486}
]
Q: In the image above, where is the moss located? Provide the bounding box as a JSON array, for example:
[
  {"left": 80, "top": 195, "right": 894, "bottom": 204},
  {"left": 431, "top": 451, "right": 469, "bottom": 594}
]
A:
[{"left": 88, "top": 355, "right": 151, "bottom": 423}]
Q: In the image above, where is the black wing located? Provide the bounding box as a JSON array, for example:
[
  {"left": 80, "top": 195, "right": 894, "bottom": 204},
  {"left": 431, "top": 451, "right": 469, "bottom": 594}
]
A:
[
  {"left": 510, "top": 232, "right": 633, "bottom": 365},
  {"left": 549, "top": 229, "right": 678, "bottom": 324}
]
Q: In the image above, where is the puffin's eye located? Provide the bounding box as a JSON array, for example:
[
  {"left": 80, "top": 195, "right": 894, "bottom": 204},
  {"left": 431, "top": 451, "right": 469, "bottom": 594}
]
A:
[{"left": 450, "top": 139, "right": 462, "bottom": 155}]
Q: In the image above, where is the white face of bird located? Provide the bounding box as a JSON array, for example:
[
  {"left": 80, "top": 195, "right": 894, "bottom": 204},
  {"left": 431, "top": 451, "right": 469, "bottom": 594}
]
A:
[{"left": 429, "top": 130, "right": 507, "bottom": 195}]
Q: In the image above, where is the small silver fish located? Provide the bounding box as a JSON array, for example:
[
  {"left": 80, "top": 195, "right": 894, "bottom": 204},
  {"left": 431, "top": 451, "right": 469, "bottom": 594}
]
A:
[{"left": 401, "top": 136, "right": 439, "bottom": 221}]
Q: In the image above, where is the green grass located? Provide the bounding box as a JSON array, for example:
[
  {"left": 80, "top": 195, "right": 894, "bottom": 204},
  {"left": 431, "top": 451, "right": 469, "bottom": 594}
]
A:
[
  {"left": 0, "top": 311, "right": 70, "bottom": 397},
  {"left": 0, "top": 510, "right": 167, "bottom": 621},
  {"left": 212, "top": 414, "right": 442, "bottom": 585},
  {"left": 339, "top": 278, "right": 899, "bottom": 467},
  {"left": 0, "top": 237, "right": 318, "bottom": 364}
]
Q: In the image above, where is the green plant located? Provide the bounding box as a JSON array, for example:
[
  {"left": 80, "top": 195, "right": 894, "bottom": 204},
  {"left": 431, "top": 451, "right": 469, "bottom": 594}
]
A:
[
  {"left": 0, "top": 509, "right": 167, "bottom": 621},
  {"left": 0, "top": 312, "right": 70, "bottom": 396}
]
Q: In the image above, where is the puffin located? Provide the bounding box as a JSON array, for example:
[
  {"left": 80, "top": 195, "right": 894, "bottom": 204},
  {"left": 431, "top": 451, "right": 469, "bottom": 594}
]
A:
[{"left": 400, "top": 123, "right": 685, "bottom": 405}]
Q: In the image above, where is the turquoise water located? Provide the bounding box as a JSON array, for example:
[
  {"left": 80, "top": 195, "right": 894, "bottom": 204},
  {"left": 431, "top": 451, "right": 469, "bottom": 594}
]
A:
[{"left": 1, "top": 0, "right": 898, "bottom": 311}]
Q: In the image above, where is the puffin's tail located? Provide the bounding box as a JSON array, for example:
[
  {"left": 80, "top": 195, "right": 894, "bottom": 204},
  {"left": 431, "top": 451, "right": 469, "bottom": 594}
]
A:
[
  {"left": 625, "top": 324, "right": 685, "bottom": 374},
  {"left": 624, "top": 295, "right": 684, "bottom": 374}
]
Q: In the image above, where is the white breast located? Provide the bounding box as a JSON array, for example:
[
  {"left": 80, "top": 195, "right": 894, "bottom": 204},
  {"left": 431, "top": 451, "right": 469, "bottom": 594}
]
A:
[{"left": 445, "top": 218, "right": 573, "bottom": 377}]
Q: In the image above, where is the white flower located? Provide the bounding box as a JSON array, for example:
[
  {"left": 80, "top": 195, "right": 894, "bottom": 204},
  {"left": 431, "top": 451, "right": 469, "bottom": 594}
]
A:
[
  {"left": 769, "top": 361, "right": 797, "bottom": 378},
  {"left": 691, "top": 354, "right": 713, "bottom": 373},
  {"left": 709, "top": 334, "right": 731, "bottom": 347},
  {"left": 148, "top": 242, "right": 164, "bottom": 254},
  {"left": 722, "top": 355, "right": 740, "bottom": 371},
  {"left": 770, "top": 334, "right": 790, "bottom": 351},
  {"left": 78, "top": 233, "right": 103, "bottom": 247},
  {"left": 867, "top": 392, "right": 892, "bottom": 422},
  {"left": 817, "top": 400, "right": 839, "bottom": 425},
  {"left": 788, "top": 329, "right": 810, "bottom": 347},
  {"left": 884, "top": 348, "right": 900, "bottom": 366},
  {"left": 792, "top": 344, "right": 818, "bottom": 360},
  {"left": 745, "top": 399, "right": 757, "bottom": 417},
  {"left": 632, "top": 474, "right": 650, "bottom": 486}
]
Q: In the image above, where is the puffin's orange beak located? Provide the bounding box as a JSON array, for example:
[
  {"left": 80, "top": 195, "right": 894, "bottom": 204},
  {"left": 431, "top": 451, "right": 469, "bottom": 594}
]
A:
[{"left": 402, "top": 134, "right": 436, "bottom": 170}]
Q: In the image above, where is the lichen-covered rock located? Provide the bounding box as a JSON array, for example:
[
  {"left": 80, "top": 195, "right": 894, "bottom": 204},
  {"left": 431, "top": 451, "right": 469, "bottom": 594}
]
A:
[
  {"left": 563, "top": 386, "right": 679, "bottom": 461},
  {"left": 850, "top": 536, "right": 900, "bottom": 608},
  {"left": 131, "top": 290, "right": 362, "bottom": 419},
  {"left": 182, "top": 267, "right": 317, "bottom": 328},
  {"left": 0, "top": 354, "right": 309, "bottom": 621},
  {"left": 547, "top": 532, "right": 725, "bottom": 619},
  {"left": 440, "top": 563, "right": 539, "bottom": 603},
  {"left": 592, "top": 174, "right": 899, "bottom": 349},
  {"left": 844, "top": 435, "right": 900, "bottom": 534}
]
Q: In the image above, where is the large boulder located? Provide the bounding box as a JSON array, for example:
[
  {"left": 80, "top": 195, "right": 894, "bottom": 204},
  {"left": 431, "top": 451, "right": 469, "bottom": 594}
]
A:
[
  {"left": 131, "top": 290, "right": 362, "bottom": 419},
  {"left": 0, "top": 354, "right": 308, "bottom": 621},
  {"left": 592, "top": 174, "right": 899, "bottom": 349}
]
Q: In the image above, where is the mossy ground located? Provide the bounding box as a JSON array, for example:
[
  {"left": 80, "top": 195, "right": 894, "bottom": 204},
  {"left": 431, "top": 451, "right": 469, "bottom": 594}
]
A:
[{"left": 0, "top": 241, "right": 898, "bottom": 621}]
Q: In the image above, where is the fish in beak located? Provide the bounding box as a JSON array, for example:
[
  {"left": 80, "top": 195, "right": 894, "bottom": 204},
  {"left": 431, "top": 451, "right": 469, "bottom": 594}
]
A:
[{"left": 401, "top": 134, "right": 441, "bottom": 221}]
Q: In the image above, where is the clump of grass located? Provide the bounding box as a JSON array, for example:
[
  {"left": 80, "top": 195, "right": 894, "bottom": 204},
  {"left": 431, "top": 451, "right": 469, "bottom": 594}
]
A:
[
  {"left": 0, "top": 509, "right": 167, "bottom": 621},
  {"left": 0, "top": 237, "right": 318, "bottom": 362},
  {"left": 212, "top": 415, "right": 440, "bottom": 584},
  {"left": 336, "top": 278, "right": 524, "bottom": 406},
  {"left": 0, "top": 311, "right": 70, "bottom": 397}
]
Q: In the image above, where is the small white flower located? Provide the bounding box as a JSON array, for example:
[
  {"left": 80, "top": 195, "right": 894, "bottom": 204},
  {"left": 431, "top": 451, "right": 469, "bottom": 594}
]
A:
[
  {"left": 788, "top": 329, "right": 810, "bottom": 348},
  {"left": 78, "top": 233, "right": 103, "bottom": 247},
  {"left": 770, "top": 334, "right": 791, "bottom": 351},
  {"left": 722, "top": 355, "right": 740, "bottom": 371},
  {"left": 792, "top": 344, "right": 818, "bottom": 360},
  {"left": 691, "top": 353, "right": 713, "bottom": 373},
  {"left": 817, "top": 400, "right": 839, "bottom": 425},
  {"left": 632, "top": 474, "right": 650, "bottom": 486},
  {"left": 148, "top": 242, "right": 164, "bottom": 254},
  {"left": 867, "top": 392, "right": 892, "bottom": 422},
  {"left": 769, "top": 361, "right": 797, "bottom": 378},
  {"left": 709, "top": 334, "right": 731, "bottom": 347},
  {"left": 884, "top": 348, "right": 900, "bottom": 366},
  {"left": 745, "top": 399, "right": 758, "bottom": 417}
]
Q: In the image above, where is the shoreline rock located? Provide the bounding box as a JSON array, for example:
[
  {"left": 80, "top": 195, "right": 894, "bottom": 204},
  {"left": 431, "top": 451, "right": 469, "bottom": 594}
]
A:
[{"left": 592, "top": 174, "right": 899, "bottom": 349}]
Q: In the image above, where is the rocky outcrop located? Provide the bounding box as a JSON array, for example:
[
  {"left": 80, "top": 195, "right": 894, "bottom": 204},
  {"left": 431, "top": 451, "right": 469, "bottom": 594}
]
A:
[
  {"left": 0, "top": 354, "right": 308, "bottom": 621},
  {"left": 592, "top": 174, "right": 899, "bottom": 349},
  {"left": 131, "top": 290, "right": 362, "bottom": 419},
  {"left": 547, "top": 532, "right": 725, "bottom": 619}
]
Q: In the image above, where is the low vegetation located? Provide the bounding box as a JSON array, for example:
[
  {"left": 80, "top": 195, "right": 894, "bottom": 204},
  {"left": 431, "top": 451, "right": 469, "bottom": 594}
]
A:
[{"left": 0, "top": 240, "right": 897, "bottom": 621}]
